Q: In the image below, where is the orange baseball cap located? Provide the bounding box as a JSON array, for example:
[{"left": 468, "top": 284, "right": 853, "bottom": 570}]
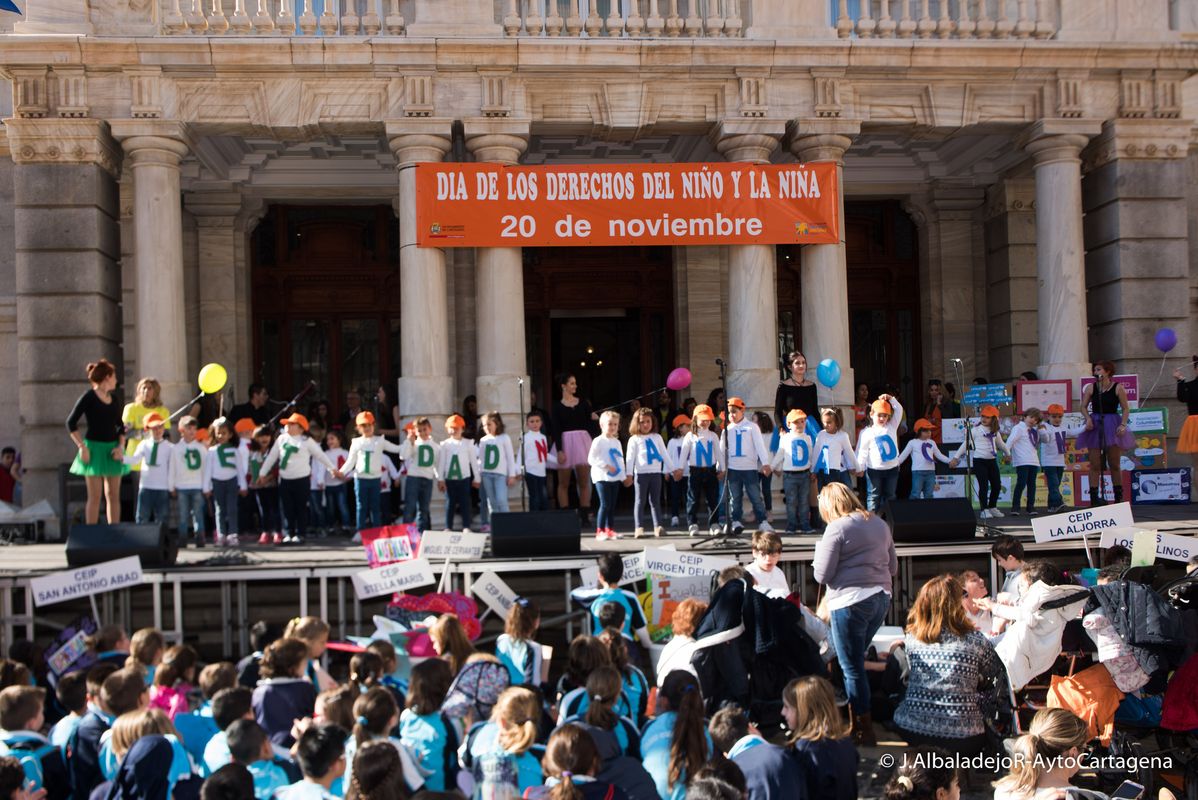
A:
[
  {"left": 870, "top": 399, "right": 893, "bottom": 416},
  {"left": 727, "top": 397, "right": 745, "bottom": 409},
  {"left": 691, "top": 404, "right": 715, "bottom": 421},
  {"left": 195, "top": 427, "right": 209, "bottom": 443},
  {"left": 282, "top": 413, "right": 309, "bottom": 431},
  {"left": 143, "top": 412, "right": 166, "bottom": 428},
  {"left": 404, "top": 421, "right": 416, "bottom": 433},
  {"left": 445, "top": 414, "right": 466, "bottom": 430},
  {"left": 1046, "top": 403, "right": 1065, "bottom": 415},
  {"left": 980, "top": 405, "right": 1000, "bottom": 418},
  {"left": 356, "top": 411, "right": 376, "bottom": 426},
  {"left": 913, "top": 418, "right": 934, "bottom": 432},
  {"left": 785, "top": 409, "right": 807, "bottom": 427},
  {"left": 234, "top": 418, "right": 256, "bottom": 434},
  {"left": 672, "top": 414, "right": 691, "bottom": 429}
]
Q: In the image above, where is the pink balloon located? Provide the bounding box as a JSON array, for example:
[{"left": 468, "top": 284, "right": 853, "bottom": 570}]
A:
[{"left": 667, "top": 367, "right": 692, "bottom": 391}]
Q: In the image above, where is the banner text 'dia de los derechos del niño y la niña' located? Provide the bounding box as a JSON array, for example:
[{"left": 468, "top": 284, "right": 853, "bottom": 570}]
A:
[{"left": 415, "top": 162, "right": 840, "bottom": 248}]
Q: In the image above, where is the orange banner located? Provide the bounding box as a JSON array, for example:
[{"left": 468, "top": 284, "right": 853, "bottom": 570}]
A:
[{"left": 415, "top": 162, "right": 839, "bottom": 247}]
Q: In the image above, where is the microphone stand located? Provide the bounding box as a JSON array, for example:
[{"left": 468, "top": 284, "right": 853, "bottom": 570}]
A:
[
  {"left": 1093, "top": 376, "right": 1108, "bottom": 507},
  {"left": 695, "top": 358, "right": 739, "bottom": 549},
  {"left": 518, "top": 378, "right": 527, "bottom": 510},
  {"left": 268, "top": 381, "right": 317, "bottom": 427},
  {"left": 951, "top": 359, "right": 999, "bottom": 537}
]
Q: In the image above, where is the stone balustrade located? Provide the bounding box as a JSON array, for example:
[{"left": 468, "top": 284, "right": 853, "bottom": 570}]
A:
[
  {"left": 159, "top": 0, "right": 405, "bottom": 35},
  {"left": 500, "top": 0, "right": 745, "bottom": 38},
  {"left": 836, "top": 0, "right": 1056, "bottom": 39}
]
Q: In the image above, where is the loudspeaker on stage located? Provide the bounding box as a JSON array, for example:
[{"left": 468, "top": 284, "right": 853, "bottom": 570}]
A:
[
  {"left": 490, "top": 510, "right": 582, "bottom": 558},
  {"left": 65, "top": 523, "right": 179, "bottom": 568},
  {"left": 884, "top": 498, "right": 977, "bottom": 543}
]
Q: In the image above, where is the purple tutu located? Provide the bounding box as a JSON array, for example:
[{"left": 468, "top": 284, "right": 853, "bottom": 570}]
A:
[{"left": 1074, "top": 414, "right": 1135, "bottom": 451}]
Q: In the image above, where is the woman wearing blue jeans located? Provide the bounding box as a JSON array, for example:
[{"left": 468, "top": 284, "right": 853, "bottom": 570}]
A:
[{"left": 811, "top": 482, "right": 897, "bottom": 746}]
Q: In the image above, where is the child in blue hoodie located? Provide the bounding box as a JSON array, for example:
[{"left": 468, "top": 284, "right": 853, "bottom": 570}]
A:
[
  {"left": 251, "top": 638, "right": 316, "bottom": 748},
  {"left": 398, "top": 659, "right": 459, "bottom": 792},
  {"left": 227, "top": 718, "right": 296, "bottom": 800}
]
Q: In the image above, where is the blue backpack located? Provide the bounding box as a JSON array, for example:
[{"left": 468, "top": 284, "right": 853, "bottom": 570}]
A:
[{"left": 0, "top": 733, "right": 59, "bottom": 791}]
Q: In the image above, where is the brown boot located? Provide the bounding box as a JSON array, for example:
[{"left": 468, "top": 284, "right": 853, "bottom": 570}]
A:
[{"left": 853, "top": 711, "right": 877, "bottom": 747}]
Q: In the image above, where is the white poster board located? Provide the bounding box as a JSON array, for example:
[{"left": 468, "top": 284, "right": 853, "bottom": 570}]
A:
[
  {"left": 1030, "top": 502, "right": 1135, "bottom": 544},
  {"left": 351, "top": 558, "right": 437, "bottom": 599},
  {"left": 418, "top": 531, "right": 488, "bottom": 560},
  {"left": 472, "top": 571, "right": 520, "bottom": 617},
  {"left": 1099, "top": 528, "right": 1198, "bottom": 563},
  {"left": 30, "top": 557, "right": 144, "bottom": 608}
]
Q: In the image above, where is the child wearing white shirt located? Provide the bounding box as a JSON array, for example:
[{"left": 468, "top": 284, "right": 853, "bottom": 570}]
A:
[
  {"left": 949, "top": 406, "right": 1009, "bottom": 519},
  {"left": 724, "top": 397, "right": 773, "bottom": 534},
  {"left": 342, "top": 411, "right": 403, "bottom": 534},
  {"left": 666, "top": 415, "right": 691, "bottom": 528},
  {"left": 625, "top": 408, "right": 681, "bottom": 539},
  {"left": 680, "top": 405, "right": 724, "bottom": 535},
  {"left": 322, "top": 431, "right": 351, "bottom": 535},
  {"left": 477, "top": 412, "right": 519, "bottom": 532},
  {"left": 520, "top": 411, "right": 551, "bottom": 512},
  {"left": 1006, "top": 408, "right": 1043, "bottom": 515},
  {"left": 438, "top": 414, "right": 479, "bottom": 532},
  {"left": 398, "top": 418, "right": 439, "bottom": 533},
  {"left": 855, "top": 394, "right": 904, "bottom": 511},
  {"left": 204, "top": 417, "right": 249, "bottom": 546},
  {"left": 1038, "top": 403, "right": 1085, "bottom": 512},
  {"left": 812, "top": 407, "right": 859, "bottom": 491},
  {"left": 170, "top": 416, "right": 208, "bottom": 547},
  {"left": 746, "top": 530, "right": 790, "bottom": 597},
  {"left": 258, "top": 413, "right": 339, "bottom": 543},
  {"left": 772, "top": 409, "right": 816, "bottom": 533},
  {"left": 897, "top": 419, "right": 953, "bottom": 500},
  {"left": 124, "top": 412, "right": 173, "bottom": 525},
  {"left": 589, "top": 410, "right": 630, "bottom": 541}
]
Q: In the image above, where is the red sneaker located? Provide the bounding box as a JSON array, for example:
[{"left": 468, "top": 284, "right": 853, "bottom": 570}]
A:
[
  {"left": 272, "top": 532, "right": 284, "bottom": 544},
  {"left": 258, "top": 532, "right": 271, "bottom": 545}
]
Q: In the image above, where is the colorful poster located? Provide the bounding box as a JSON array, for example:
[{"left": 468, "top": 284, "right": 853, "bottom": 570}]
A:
[
  {"left": 1080, "top": 374, "right": 1139, "bottom": 408},
  {"left": 1131, "top": 468, "right": 1192, "bottom": 505},
  {"left": 416, "top": 162, "right": 841, "bottom": 247},
  {"left": 1016, "top": 380, "right": 1072, "bottom": 414}
]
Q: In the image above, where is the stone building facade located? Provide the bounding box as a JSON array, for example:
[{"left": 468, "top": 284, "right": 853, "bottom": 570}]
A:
[{"left": 1, "top": 0, "right": 1197, "bottom": 530}]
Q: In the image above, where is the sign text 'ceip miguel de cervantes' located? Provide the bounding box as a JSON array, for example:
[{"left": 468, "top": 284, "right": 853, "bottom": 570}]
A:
[{"left": 415, "top": 162, "right": 840, "bottom": 248}]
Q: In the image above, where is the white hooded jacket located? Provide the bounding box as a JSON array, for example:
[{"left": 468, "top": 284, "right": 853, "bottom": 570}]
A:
[{"left": 994, "top": 580, "right": 1090, "bottom": 691}]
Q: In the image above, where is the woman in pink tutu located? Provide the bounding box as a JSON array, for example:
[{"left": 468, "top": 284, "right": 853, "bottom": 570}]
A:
[
  {"left": 551, "top": 372, "right": 599, "bottom": 527},
  {"left": 1076, "top": 360, "right": 1134, "bottom": 505}
]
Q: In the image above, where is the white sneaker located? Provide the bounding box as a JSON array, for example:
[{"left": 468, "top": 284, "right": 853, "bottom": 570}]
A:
[
  {"left": 710, "top": 523, "right": 723, "bottom": 535},
  {"left": 670, "top": 516, "right": 680, "bottom": 527},
  {"left": 634, "top": 527, "right": 645, "bottom": 539},
  {"left": 226, "top": 534, "right": 240, "bottom": 546},
  {"left": 732, "top": 523, "right": 745, "bottom": 536},
  {"left": 688, "top": 524, "right": 700, "bottom": 535},
  {"left": 757, "top": 520, "right": 774, "bottom": 533},
  {"left": 462, "top": 528, "right": 472, "bottom": 534},
  {"left": 990, "top": 507, "right": 1005, "bottom": 518},
  {"left": 213, "top": 533, "right": 226, "bottom": 546},
  {"left": 979, "top": 508, "right": 992, "bottom": 519},
  {"left": 351, "top": 531, "right": 362, "bottom": 544}
]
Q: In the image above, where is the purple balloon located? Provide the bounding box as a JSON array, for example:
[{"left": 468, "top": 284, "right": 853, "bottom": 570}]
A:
[
  {"left": 666, "top": 367, "right": 692, "bottom": 392},
  {"left": 1155, "top": 328, "right": 1177, "bottom": 353}
]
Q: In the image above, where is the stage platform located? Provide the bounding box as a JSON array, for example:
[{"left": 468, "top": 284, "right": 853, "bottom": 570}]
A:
[{"left": 2, "top": 505, "right": 1194, "bottom": 658}]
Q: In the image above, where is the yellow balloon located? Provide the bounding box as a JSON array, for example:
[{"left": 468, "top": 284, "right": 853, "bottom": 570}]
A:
[{"left": 198, "top": 363, "right": 227, "bottom": 395}]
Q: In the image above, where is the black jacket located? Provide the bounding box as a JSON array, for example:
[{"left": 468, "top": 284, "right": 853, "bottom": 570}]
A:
[{"left": 1088, "top": 580, "right": 1186, "bottom": 677}]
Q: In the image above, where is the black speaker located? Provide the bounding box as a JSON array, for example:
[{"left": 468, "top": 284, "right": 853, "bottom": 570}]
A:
[
  {"left": 66, "top": 523, "right": 178, "bottom": 568},
  {"left": 489, "top": 511, "right": 581, "bottom": 558},
  {"left": 884, "top": 498, "right": 977, "bottom": 543}
]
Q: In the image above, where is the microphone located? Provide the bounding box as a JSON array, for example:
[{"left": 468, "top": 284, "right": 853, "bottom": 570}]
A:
[
  {"left": 517, "top": 377, "right": 524, "bottom": 386},
  {"left": 715, "top": 358, "right": 726, "bottom": 366},
  {"left": 950, "top": 358, "right": 962, "bottom": 364}
]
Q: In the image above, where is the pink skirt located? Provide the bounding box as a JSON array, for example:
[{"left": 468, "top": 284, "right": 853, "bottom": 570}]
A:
[{"left": 559, "top": 429, "right": 592, "bottom": 469}]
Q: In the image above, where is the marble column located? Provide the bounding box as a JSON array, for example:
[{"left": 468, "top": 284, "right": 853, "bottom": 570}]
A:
[
  {"left": 185, "top": 190, "right": 246, "bottom": 403},
  {"left": 111, "top": 120, "right": 192, "bottom": 411},
  {"left": 929, "top": 185, "right": 987, "bottom": 379},
  {"left": 464, "top": 121, "right": 531, "bottom": 426},
  {"left": 7, "top": 119, "right": 122, "bottom": 534},
  {"left": 983, "top": 179, "right": 1039, "bottom": 381},
  {"left": 714, "top": 120, "right": 787, "bottom": 412},
  {"left": 386, "top": 120, "right": 455, "bottom": 421},
  {"left": 789, "top": 120, "right": 860, "bottom": 409},
  {"left": 1018, "top": 119, "right": 1102, "bottom": 393}
]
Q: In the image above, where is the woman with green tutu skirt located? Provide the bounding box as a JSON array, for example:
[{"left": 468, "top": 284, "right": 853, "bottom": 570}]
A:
[{"left": 67, "top": 358, "right": 130, "bottom": 524}]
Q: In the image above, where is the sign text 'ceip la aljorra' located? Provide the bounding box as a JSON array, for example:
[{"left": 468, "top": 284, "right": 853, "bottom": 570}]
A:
[{"left": 1031, "top": 502, "right": 1135, "bottom": 544}]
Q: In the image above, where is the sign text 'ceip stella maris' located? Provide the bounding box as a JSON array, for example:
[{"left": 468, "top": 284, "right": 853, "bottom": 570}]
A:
[{"left": 415, "top": 162, "right": 840, "bottom": 248}]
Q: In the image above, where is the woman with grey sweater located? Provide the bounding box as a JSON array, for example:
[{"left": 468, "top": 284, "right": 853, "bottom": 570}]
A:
[{"left": 811, "top": 482, "right": 897, "bottom": 746}]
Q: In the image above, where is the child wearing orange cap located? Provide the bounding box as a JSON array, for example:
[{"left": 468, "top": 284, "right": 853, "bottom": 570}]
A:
[
  {"left": 342, "top": 410, "right": 404, "bottom": 536},
  {"left": 896, "top": 418, "right": 953, "bottom": 499},
  {"left": 724, "top": 398, "right": 773, "bottom": 535},
  {"left": 124, "top": 412, "right": 174, "bottom": 525},
  {"left": 257, "top": 413, "right": 340, "bottom": 543},
  {"left": 666, "top": 414, "right": 691, "bottom": 527},
  {"left": 680, "top": 404, "right": 724, "bottom": 535},
  {"left": 1006, "top": 408, "right": 1043, "bottom": 515},
  {"left": 438, "top": 414, "right": 479, "bottom": 532},
  {"left": 855, "top": 393, "right": 905, "bottom": 511},
  {"left": 1038, "top": 404, "right": 1084, "bottom": 513},
  {"left": 170, "top": 415, "right": 209, "bottom": 547},
  {"left": 949, "top": 405, "right": 1009, "bottom": 519},
  {"left": 773, "top": 409, "right": 816, "bottom": 533},
  {"left": 519, "top": 411, "right": 551, "bottom": 512}
]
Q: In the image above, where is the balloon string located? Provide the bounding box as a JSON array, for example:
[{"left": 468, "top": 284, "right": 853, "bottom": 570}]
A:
[{"left": 1140, "top": 354, "right": 1169, "bottom": 403}]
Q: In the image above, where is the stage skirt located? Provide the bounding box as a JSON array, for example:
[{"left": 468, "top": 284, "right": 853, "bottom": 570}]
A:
[
  {"left": 1179, "top": 415, "right": 1198, "bottom": 453},
  {"left": 1074, "top": 414, "right": 1135, "bottom": 452},
  {"left": 69, "top": 438, "right": 131, "bottom": 478},
  {"left": 558, "top": 429, "right": 593, "bottom": 469}
]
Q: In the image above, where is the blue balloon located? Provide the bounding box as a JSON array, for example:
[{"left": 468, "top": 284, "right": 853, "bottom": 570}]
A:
[
  {"left": 1155, "top": 327, "right": 1177, "bottom": 353},
  {"left": 816, "top": 358, "right": 841, "bottom": 389}
]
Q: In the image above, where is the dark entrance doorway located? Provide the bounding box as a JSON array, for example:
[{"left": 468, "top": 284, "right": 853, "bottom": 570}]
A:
[{"left": 550, "top": 315, "right": 642, "bottom": 412}]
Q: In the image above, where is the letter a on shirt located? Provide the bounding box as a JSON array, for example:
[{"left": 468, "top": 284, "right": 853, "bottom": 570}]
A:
[
  {"left": 446, "top": 454, "right": 462, "bottom": 479},
  {"left": 644, "top": 438, "right": 663, "bottom": 465},
  {"left": 484, "top": 444, "right": 500, "bottom": 471}
]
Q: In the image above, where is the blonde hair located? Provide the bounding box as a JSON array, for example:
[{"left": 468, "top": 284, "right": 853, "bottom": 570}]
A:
[
  {"left": 110, "top": 709, "right": 179, "bottom": 759},
  {"left": 125, "top": 628, "right": 164, "bottom": 672},
  {"left": 135, "top": 378, "right": 162, "bottom": 407},
  {"left": 599, "top": 410, "right": 620, "bottom": 431},
  {"left": 818, "top": 482, "right": 869, "bottom": 524},
  {"left": 994, "top": 708, "right": 1089, "bottom": 797},
  {"left": 491, "top": 687, "right": 539, "bottom": 755},
  {"left": 428, "top": 614, "right": 475, "bottom": 676},
  {"left": 628, "top": 407, "right": 657, "bottom": 436},
  {"left": 284, "top": 616, "right": 329, "bottom": 652},
  {"left": 906, "top": 574, "right": 974, "bottom": 644},
  {"left": 783, "top": 676, "right": 850, "bottom": 744}
]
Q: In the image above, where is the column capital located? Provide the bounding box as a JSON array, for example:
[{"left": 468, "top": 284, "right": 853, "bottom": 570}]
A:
[
  {"left": 931, "top": 184, "right": 985, "bottom": 220},
  {"left": 385, "top": 118, "right": 454, "bottom": 165},
  {"left": 712, "top": 119, "right": 787, "bottom": 163},
  {"left": 463, "top": 118, "right": 530, "bottom": 166},
  {"left": 1083, "top": 118, "right": 1192, "bottom": 169},
  {"left": 5, "top": 118, "right": 122, "bottom": 178},
  {"left": 787, "top": 119, "right": 860, "bottom": 164},
  {"left": 184, "top": 190, "right": 244, "bottom": 224},
  {"left": 111, "top": 120, "right": 192, "bottom": 168},
  {"left": 1018, "top": 119, "right": 1102, "bottom": 166}
]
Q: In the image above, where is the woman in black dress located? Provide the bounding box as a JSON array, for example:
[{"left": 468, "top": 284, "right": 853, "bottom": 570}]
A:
[
  {"left": 775, "top": 351, "right": 820, "bottom": 516},
  {"left": 552, "top": 373, "right": 599, "bottom": 523},
  {"left": 1076, "top": 360, "right": 1134, "bottom": 504},
  {"left": 1176, "top": 356, "right": 1198, "bottom": 459},
  {"left": 67, "top": 359, "right": 129, "bottom": 524}
]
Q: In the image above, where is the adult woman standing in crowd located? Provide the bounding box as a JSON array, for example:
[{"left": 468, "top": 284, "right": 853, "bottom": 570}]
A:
[
  {"left": 552, "top": 373, "right": 598, "bottom": 526},
  {"left": 1175, "top": 356, "right": 1198, "bottom": 463},
  {"left": 811, "top": 482, "right": 896, "bottom": 746},
  {"left": 68, "top": 359, "right": 129, "bottom": 525},
  {"left": 853, "top": 381, "right": 871, "bottom": 435},
  {"left": 1076, "top": 360, "right": 1134, "bottom": 505},
  {"left": 892, "top": 574, "right": 1005, "bottom": 757},
  {"left": 922, "top": 379, "right": 958, "bottom": 446},
  {"left": 122, "top": 378, "right": 172, "bottom": 465}
]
